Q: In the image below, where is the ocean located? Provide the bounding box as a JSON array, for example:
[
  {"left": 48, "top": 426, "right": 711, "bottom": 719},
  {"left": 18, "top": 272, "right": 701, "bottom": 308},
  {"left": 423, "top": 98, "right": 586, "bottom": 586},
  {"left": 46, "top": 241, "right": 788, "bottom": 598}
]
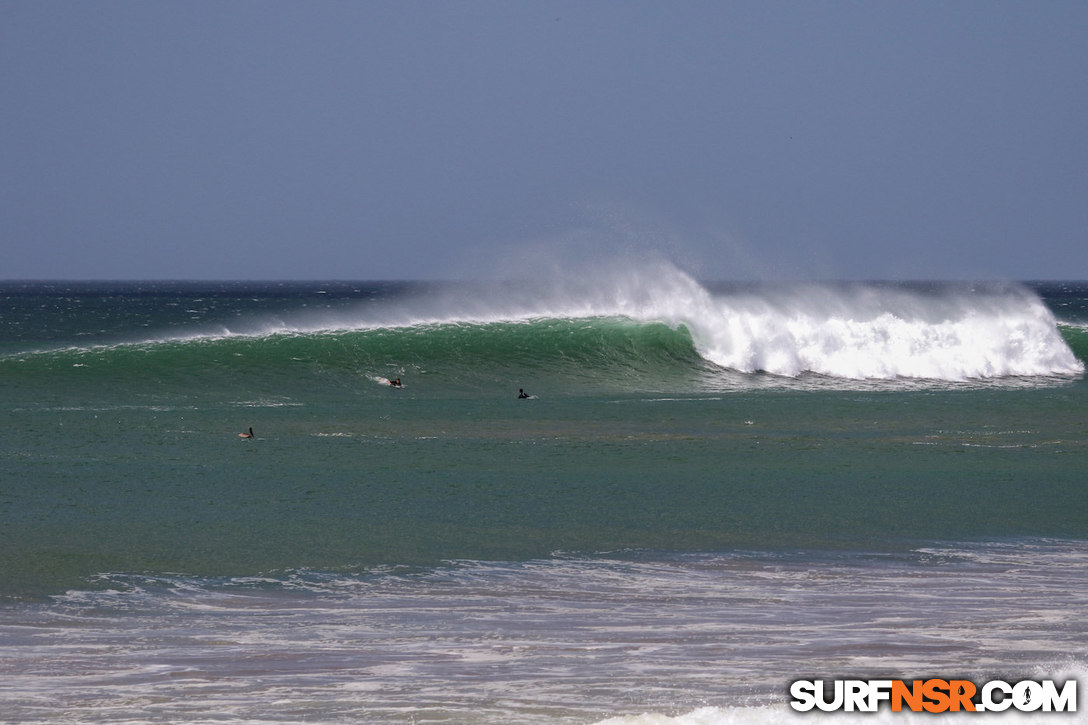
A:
[{"left": 1, "top": 263, "right": 1086, "bottom": 723}]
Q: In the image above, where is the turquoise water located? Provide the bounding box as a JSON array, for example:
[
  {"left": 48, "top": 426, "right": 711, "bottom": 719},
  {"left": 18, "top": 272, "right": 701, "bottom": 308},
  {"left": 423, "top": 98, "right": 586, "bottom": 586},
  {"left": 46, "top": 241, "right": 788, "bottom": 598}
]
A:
[
  {"left": 4, "top": 383, "right": 1088, "bottom": 597},
  {"left": 1, "top": 268, "right": 1086, "bottom": 722}
]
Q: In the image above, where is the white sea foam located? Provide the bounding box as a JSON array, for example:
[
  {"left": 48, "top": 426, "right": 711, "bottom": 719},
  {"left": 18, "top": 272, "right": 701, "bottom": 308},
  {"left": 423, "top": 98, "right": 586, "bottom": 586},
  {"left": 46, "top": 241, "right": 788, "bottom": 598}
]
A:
[
  {"left": 9, "top": 263, "right": 1081, "bottom": 383},
  {"left": 697, "top": 284, "right": 1081, "bottom": 380},
  {"left": 457, "top": 262, "right": 1085, "bottom": 381},
  {"left": 593, "top": 696, "right": 1088, "bottom": 724},
  {"left": 332, "top": 261, "right": 1083, "bottom": 381},
  {"left": 4, "top": 542, "right": 1085, "bottom": 724}
]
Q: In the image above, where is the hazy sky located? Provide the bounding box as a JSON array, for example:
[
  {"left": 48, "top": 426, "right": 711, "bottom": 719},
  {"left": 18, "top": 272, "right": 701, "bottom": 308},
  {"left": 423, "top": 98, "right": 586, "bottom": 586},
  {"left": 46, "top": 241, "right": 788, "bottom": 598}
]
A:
[{"left": 2, "top": 1, "right": 1086, "bottom": 280}]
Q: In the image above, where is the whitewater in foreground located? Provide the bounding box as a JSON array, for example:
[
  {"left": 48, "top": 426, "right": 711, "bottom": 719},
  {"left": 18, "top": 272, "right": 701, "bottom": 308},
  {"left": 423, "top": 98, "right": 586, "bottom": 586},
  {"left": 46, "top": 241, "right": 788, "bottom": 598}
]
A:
[{"left": 2, "top": 265, "right": 1086, "bottom": 723}]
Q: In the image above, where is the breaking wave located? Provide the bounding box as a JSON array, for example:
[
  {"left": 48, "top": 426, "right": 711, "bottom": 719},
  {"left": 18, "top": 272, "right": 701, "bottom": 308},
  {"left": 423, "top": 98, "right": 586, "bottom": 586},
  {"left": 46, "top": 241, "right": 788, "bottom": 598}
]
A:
[{"left": 2, "top": 265, "right": 1082, "bottom": 391}]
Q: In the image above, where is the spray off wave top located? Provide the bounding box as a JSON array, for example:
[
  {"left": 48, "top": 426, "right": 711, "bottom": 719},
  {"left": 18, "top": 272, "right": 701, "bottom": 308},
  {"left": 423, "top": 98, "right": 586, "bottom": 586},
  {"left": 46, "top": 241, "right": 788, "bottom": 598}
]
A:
[
  {"left": 367, "top": 263, "right": 1084, "bottom": 382},
  {"left": 1, "top": 264, "right": 1083, "bottom": 388}
]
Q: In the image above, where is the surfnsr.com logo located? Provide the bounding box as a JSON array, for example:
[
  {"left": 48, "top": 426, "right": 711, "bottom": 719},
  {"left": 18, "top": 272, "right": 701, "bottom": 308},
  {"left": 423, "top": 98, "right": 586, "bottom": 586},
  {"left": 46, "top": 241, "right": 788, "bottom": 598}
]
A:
[{"left": 789, "top": 679, "right": 1077, "bottom": 713}]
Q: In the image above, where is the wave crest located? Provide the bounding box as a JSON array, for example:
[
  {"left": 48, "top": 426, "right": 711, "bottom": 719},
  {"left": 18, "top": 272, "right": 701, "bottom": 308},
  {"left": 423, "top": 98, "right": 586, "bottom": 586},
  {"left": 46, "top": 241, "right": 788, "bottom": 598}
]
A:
[
  {"left": 3, "top": 267, "right": 1082, "bottom": 386},
  {"left": 451, "top": 264, "right": 1084, "bottom": 381},
  {"left": 682, "top": 283, "right": 1082, "bottom": 380}
]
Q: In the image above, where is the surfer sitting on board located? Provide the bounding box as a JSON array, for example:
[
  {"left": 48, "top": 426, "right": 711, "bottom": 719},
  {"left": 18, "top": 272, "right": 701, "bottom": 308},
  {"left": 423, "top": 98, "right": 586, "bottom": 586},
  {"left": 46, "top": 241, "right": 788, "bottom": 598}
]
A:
[
  {"left": 239, "top": 427, "right": 254, "bottom": 439},
  {"left": 518, "top": 389, "right": 531, "bottom": 399}
]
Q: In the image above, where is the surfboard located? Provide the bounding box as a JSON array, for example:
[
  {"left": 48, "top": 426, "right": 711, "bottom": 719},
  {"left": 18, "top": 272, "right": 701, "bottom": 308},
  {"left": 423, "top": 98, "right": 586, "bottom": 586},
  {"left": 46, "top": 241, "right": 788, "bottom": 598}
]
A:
[{"left": 373, "top": 376, "right": 404, "bottom": 388}]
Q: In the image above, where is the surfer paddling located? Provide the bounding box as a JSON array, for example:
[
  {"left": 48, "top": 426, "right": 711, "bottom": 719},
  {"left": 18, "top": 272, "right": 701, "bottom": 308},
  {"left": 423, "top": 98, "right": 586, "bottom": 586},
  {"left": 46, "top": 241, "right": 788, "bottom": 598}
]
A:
[
  {"left": 389, "top": 378, "right": 402, "bottom": 388},
  {"left": 238, "top": 427, "right": 254, "bottom": 439}
]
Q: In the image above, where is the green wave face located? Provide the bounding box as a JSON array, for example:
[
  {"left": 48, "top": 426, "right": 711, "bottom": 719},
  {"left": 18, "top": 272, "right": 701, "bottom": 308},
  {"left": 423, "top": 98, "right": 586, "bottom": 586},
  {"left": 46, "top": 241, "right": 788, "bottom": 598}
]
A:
[
  {"left": 0, "top": 317, "right": 711, "bottom": 403},
  {"left": 3, "top": 277, "right": 1084, "bottom": 406},
  {"left": 1059, "top": 324, "right": 1088, "bottom": 367}
]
